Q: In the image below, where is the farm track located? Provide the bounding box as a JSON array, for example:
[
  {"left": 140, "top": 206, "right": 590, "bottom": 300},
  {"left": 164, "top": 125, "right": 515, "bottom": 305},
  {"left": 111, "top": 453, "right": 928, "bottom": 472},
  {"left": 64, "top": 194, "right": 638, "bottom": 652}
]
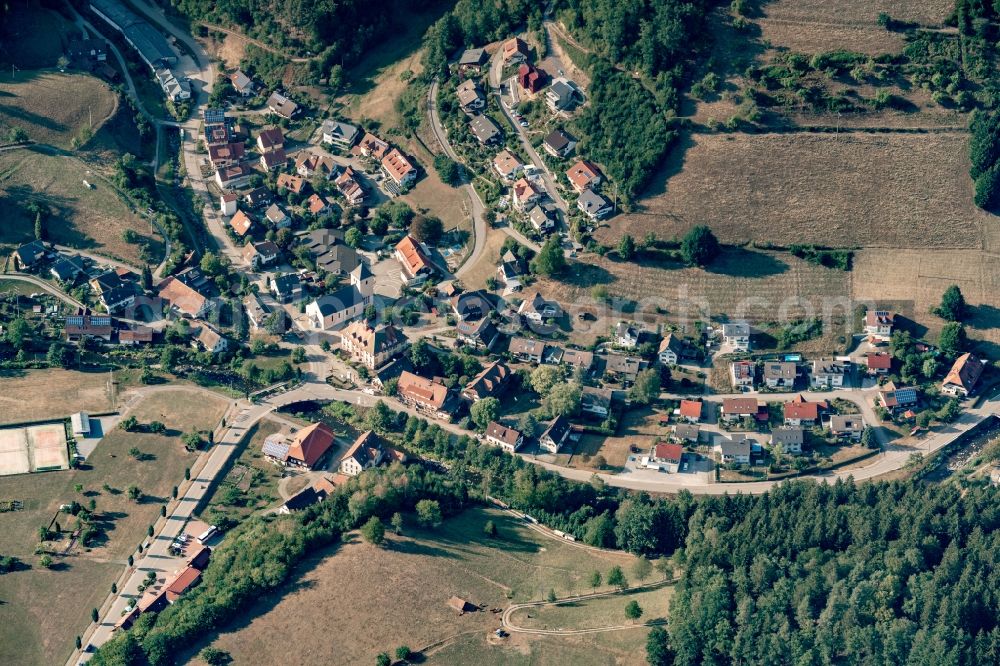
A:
[
  {"left": 197, "top": 22, "right": 316, "bottom": 63},
  {"left": 500, "top": 578, "right": 673, "bottom": 635}
]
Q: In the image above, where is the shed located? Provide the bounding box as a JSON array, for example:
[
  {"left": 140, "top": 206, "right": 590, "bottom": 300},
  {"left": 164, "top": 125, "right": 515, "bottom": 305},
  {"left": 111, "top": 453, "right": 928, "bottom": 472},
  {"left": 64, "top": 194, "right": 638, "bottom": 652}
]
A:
[
  {"left": 71, "top": 412, "right": 91, "bottom": 437},
  {"left": 448, "top": 596, "right": 476, "bottom": 614}
]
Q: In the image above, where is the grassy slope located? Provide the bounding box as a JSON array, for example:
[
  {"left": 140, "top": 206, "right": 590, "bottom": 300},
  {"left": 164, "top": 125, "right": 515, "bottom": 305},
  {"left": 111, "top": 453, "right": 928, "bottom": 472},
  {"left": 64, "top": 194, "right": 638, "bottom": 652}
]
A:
[
  {"left": 198, "top": 507, "right": 644, "bottom": 664},
  {"left": 0, "top": 388, "right": 228, "bottom": 666}
]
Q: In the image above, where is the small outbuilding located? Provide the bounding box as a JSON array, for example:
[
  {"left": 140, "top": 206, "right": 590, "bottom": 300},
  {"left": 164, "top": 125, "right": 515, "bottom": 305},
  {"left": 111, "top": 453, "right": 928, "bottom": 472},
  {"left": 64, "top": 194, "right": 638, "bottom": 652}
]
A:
[
  {"left": 448, "top": 596, "right": 476, "bottom": 614},
  {"left": 71, "top": 412, "right": 91, "bottom": 438}
]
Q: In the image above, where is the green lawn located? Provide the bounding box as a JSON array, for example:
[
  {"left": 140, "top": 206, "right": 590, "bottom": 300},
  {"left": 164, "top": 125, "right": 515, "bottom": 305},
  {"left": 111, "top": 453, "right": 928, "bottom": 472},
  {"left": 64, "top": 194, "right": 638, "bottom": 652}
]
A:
[{"left": 199, "top": 419, "right": 284, "bottom": 525}]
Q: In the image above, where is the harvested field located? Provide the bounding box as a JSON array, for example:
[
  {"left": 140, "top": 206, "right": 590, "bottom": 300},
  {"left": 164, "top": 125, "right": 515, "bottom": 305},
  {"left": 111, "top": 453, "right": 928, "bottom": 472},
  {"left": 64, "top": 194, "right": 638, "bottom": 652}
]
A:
[
  {"left": 613, "top": 132, "right": 989, "bottom": 250},
  {"left": 761, "top": 0, "right": 953, "bottom": 29},
  {"left": 427, "top": 628, "right": 650, "bottom": 666},
  {"left": 852, "top": 248, "right": 1000, "bottom": 348},
  {"left": 508, "top": 586, "right": 673, "bottom": 631},
  {"left": 538, "top": 249, "right": 852, "bottom": 326},
  {"left": 0, "top": 388, "right": 227, "bottom": 666},
  {"left": 0, "top": 369, "right": 115, "bottom": 425},
  {"left": 198, "top": 507, "right": 642, "bottom": 664},
  {"left": 0, "top": 71, "right": 117, "bottom": 149},
  {"left": 0, "top": 149, "right": 160, "bottom": 266}
]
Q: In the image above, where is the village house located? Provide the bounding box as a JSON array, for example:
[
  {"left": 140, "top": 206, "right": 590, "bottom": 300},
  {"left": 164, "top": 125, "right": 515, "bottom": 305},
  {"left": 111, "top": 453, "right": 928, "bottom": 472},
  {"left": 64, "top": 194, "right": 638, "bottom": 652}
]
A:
[
  {"left": 543, "top": 128, "right": 577, "bottom": 158},
  {"left": 256, "top": 127, "right": 285, "bottom": 153},
  {"left": 277, "top": 173, "right": 308, "bottom": 195},
  {"left": 469, "top": 114, "right": 502, "bottom": 144},
  {"left": 512, "top": 177, "right": 543, "bottom": 210},
  {"left": 397, "top": 371, "right": 456, "bottom": 421},
  {"left": 395, "top": 235, "right": 434, "bottom": 284},
  {"left": 502, "top": 37, "right": 530, "bottom": 64},
  {"left": 876, "top": 382, "right": 919, "bottom": 415},
  {"left": 865, "top": 352, "right": 893, "bottom": 375},
  {"left": 99, "top": 283, "right": 140, "bottom": 313},
  {"left": 456, "top": 318, "right": 500, "bottom": 350},
  {"left": 672, "top": 424, "right": 701, "bottom": 444},
  {"left": 14, "top": 240, "right": 48, "bottom": 269},
  {"left": 458, "top": 47, "right": 488, "bottom": 72},
  {"left": 158, "top": 276, "right": 211, "bottom": 318},
  {"left": 298, "top": 229, "right": 356, "bottom": 272},
  {"left": 339, "top": 430, "right": 389, "bottom": 477},
  {"left": 484, "top": 421, "right": 524, "bottom": 452},
  {"left": 566, "top": 160, "right": 602, "bottom": 193},
  {"left": 576, "top": 189, "right": 612, "bottom": 220},
  {"left": 658, "top": 333, "right": 683, "bottom": 365},
  {"left": 207, "top": 141, "right": 245, "bottom": 169},
  {"left": 64, "top": 313, "right": 114, "bottom": 342},
  {"left": 721, "top": 397, "right": 764, "bottom": 424},
  {"left": 546, "top": 78, "right": 581, "bottom": 111},
  {"left": 518, "top": 63, "right": 544, "bottom": 93},
  {"left": 581, "top": 386, "right": 613, "bottom": 418},
  {"left": 456, "top": 78, "right": 486, "bottom": 111},
  {"left": 305, "top": 264, "right": 375, "bottom": 330},
  {"left": 941, "top": 352, "right": 985, "bottom": 397},
  {"left": 527, "top": 204, "right": 557, "bottom": 233},
  {"left": 339, "top": 320, "right": 408, "bottom": 370},
  {"left": 357, "top": 132, "right": 390, "bottom": 160},
  {"left": 864, "top": 310, "right": 894, "bottom": 342},
  {"left": 260, "top": 148, "right": 287, "bottom": 171},
  {"left": 266, "top": 91, "right": 299, "bottom": 119},
  {"left": 783, "top": 396, "right": 825, "bottom": 426},
  {"left": 269, "top": 273, "right": 303, "bottom": 304},
  {"left": 827, "top": 414, "right": 865, "bottom": 441},
  {"left": 321, "top": 119, "right": 360, "bottom": 147},
  {"left": 614, "top": 322, "right": 640, "bottom": 348},
  {"left": 263, "top": 421, "right": 336, "bottom": 468},
  {"left": 306, "top": 193, "right": 330, "bottom": 216},
  {"left": 497, "top": 257, "right": 525, "bottom": 292},
  {"left": 462, "top": 360, "right": 511, "bottom": 402},
  {"left": 264, "top": 203, "right": 291, "bottom": 229},
  {"left": 540, "top": 415, "right": 572, "bottom": 454},
  {"left": 603, "top": 354, "right": 646, "bottom": 385},
  {"left": 228, "top": 209, "right": 253, "bottom": 238},
  {"left": 763, "top": 361, "right": 797, "bottom": 390},
  {"left": 296, "top": 151, "right": 338, "bottom": 180},
  {"left": 714, "top": 436, "right": 752, "bottom": 465},
  {"left": 219, "top": 192, "right": 239, "bottom": 216},
  {"left": 192, "top": 322, "right": 228, "bottom": 354},
  {"left": 722, "top": 322, "right": 751, "bottom": 351},
  {"left": 228, "top": 69, "right": 255, "bottom": 96},
  {"left": 563, "top": 348, "right": 594, "bottom": 373},
  {"left": 215, "top": 163, "right": 253, "bottom": 189},
  {"left": 812, "top": 359, "right": 849, "bottom": 388},
  {"left": 118, "top": 325, "right": 154, "bottom": 345},
  {"left": 67, "top": 38, "right": 108, "bottom": 65},
  {"left": 381, "top": 148, "right": 417, "bottom": 188},
  {"left": 493, "top": 149, "right": 525, "bottom": 181},
  {"left": 242, "top": 292, "right": 270, "bottom": 331},
  {"left": 509, "top": 336, "right": 545, "bottom": 363},
  {"left": 646, "top": 442, "right": 684, "bottom": 473},
  {"left": 50, "top": 254, "right": 87, "bottom": 283},
  {"left": 771, "top": 427, "right": 805, "bottom": 455},
  {"left": 679, "top": 400, "right": 702, "bottom": 423},
  {"left": 244, "top": 186, "right": 273, "bottom": 209},
  {"left": 335, "top": 166, "right": 365, "bottom": 205},
  {"left": 519, "top": 291, "right": 562, "bottom": 323},
  {"left": 451, "top": 289, "right": 494, "bottom": 321}
]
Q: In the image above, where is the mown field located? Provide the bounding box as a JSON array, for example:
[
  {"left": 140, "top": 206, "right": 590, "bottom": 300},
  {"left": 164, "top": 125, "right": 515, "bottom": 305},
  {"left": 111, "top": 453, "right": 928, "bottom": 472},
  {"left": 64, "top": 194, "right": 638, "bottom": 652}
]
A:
[
  {"left": 540, "top": 247, "right": 852, "bottom": 326},
  {"left": 426, "top": 629, "right": 652, "bottom": 665},
  {"left": 0, "top": 368, "right": 117, "bottom": 425},
  {"left": 196, "top": 507, "right": 647, "bottom": 665},
  {"left": 0, "top": 148, "right": 160, "bottom": 266},
  {"left": 610, "top": 132, "right": 987, "bottom": 250},
  {"left": 507, "top": 585, "right": 672, "bottom": 631},
  {"left": 0, "top": 387, "right": 228, "bottom": 666},
  {"left": 0, "top": 71, "right": 117, "bottom": 150}
]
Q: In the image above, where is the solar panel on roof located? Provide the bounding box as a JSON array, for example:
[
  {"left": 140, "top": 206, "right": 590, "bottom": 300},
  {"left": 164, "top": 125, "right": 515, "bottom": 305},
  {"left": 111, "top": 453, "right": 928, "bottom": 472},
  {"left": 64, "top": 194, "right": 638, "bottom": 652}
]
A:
[
  {"left": 262, "top": 439, "right": 289, "bottom": 460},
  {"left": 203, "top": 108, "right": 226, "bottom": 125}
]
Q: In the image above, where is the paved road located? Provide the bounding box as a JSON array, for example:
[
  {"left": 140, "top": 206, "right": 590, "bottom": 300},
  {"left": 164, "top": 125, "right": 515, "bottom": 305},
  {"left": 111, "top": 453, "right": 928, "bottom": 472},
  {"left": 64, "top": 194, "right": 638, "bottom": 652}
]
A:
[{"left": 1, "top": 273, "right": 86, "bottom": 309}]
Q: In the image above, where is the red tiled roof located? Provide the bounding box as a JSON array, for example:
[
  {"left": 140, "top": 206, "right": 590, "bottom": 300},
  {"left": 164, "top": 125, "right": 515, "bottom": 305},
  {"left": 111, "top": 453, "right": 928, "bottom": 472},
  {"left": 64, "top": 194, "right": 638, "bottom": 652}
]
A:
[
  {"left": 679, "top": 400, "right": 701, "bottom": 420},
  {"left": 653, "top": 442, "right": 683, "bottom": 463},
  {"left": 287, "top": 422, "right": 336, "bottom": 467},
  {"left": 866, "top": 352, "right": 892, "bottom": 370}
]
